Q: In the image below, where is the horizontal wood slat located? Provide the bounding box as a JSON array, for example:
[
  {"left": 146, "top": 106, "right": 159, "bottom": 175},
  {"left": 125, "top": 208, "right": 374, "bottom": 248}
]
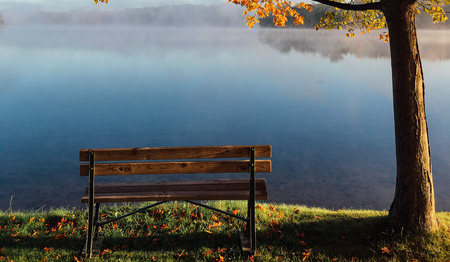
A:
[
  {"left": 80, "top": 145, "right": 271, "bottom": 161},
  {"left": 81, "top": 179, "right": 268, "bottom": 203},
  {"left": 80, "top": 160, "right": 271, "bottom": 176}
]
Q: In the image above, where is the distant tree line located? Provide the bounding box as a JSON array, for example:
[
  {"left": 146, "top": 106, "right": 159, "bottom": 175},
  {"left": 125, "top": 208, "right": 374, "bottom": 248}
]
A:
[
  {"left": 0, "top": 13, "right": 4, "bottom": 26},
  {"left": 4, "top": 5, "right": 245, "bottom": 27},
  {"left": 259, "top": 4, "right": 450, "bottom": 29}
]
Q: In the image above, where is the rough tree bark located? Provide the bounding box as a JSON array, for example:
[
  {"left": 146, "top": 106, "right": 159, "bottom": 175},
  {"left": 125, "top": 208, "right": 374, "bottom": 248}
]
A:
[
  {"left": 382, "top": 0, "right": 438, "bottom": 231},
  {"left": 311, "top": 0, "right": 439, "bottom": 231}
]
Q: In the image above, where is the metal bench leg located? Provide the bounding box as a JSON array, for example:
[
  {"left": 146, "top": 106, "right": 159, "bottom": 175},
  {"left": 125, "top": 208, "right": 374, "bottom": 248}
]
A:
[
  {"left": 85, "top": 151, "right": 95, "bottom": 257},
  {"left": 85, "top": 203, "right": 100, "bottom": 257},
  {"left": 249, "top": 147, "right": 256, "bottom": 253},
  {"left": 94, "top": 203, "right": 100, "bottom": 237},
  {"left": 86, "top": 205, "right": 94, "bottom": 257}
]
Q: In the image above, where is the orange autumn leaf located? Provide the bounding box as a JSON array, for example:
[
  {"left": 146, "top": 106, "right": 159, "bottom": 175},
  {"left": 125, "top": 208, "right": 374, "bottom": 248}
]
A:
[
  {"left": 177, "top": 252, "right": 188, "bottom": 257},
  {"left": 302, "top": 248, "right": 312, "bottom": 261},
  {"left": 74, "top": 256, "right": 81, "bottom": 262},
  {"left": 381, "top": 246, "right": 391, "bottom": 254},
  {"left": 215, "top": 255, "right": 225, "bottom": 262},
  {"left": 203, "top": 250, "right": 213, "bottom": 256},
  {"left": 29, "top": 217, "right": 35, "bottom": 223},
  {"left": 101, "top": 249, "right": 111, "bottom": 256},
  {"left": 209, "top": 222, "right": 222, "bottom": 229},
  {"left": 302, "top": 252, "right": 310, "bottom": 261},
  {"left": 43, "top": 247, "right": 53, "bottom": 252},
  {"left": 294, "top": 15, "right": 305, "bottom": 25},
  {"left": 160, "top": 224, "right": 169, "bottom": 229}
]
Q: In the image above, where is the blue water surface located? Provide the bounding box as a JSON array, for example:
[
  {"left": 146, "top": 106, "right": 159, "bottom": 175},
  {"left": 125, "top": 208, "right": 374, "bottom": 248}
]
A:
[{"left": 0, "top": 26, "right": 449, "bottom": 211}]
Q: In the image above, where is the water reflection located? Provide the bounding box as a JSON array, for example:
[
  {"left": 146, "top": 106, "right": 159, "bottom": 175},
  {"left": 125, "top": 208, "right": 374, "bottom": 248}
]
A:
[{"left": 258, "top": 29, "right": 450, "bottom": 61}]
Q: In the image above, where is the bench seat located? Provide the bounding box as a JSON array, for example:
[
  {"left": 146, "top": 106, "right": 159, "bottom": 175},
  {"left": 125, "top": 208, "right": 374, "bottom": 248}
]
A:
[
  {"left": 82, "top": 178, "right": 268, "bottom": 203},
  {"left": 81, "top": 145, "right": 271, "bottom": 257}
]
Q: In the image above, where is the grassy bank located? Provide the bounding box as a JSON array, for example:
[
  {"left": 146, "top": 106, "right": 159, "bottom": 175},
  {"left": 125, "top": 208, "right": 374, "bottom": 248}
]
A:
[{"left": 1, "top": 201, "right": 449, "bottom": 261}]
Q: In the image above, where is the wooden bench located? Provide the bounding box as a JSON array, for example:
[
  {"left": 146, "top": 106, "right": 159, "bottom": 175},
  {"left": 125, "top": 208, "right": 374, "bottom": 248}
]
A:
[{"left": 80, "top": 145, "right": 272, "bottom": 257}]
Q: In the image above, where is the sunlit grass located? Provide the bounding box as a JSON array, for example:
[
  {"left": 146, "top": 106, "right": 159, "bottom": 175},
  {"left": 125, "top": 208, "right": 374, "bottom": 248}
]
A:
[{"left": 1, "top": 202, "right": 449, "bottom": 261}]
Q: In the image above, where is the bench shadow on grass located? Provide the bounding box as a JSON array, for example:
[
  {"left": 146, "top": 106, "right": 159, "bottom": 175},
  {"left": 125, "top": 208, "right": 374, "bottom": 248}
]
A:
[
  {"left": 262, "top": 215, "right": 391, "bottom": 259},
  {"left": 98, "top": 215, "right": 390, "bottom": 260},
  {"left": 1, "top": 215, "right": 390, "bottom": 260}
]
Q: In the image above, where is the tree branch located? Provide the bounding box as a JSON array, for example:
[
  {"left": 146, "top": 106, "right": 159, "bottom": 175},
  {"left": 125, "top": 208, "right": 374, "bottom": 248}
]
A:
[{"left": 312, "top": 0, "right": 383, "bottom": 11}]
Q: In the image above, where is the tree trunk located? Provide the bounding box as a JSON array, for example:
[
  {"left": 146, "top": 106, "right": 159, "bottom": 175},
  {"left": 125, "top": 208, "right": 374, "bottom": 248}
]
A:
[{"left": 383, "top": 1, "right": 438, "bottom": 231}]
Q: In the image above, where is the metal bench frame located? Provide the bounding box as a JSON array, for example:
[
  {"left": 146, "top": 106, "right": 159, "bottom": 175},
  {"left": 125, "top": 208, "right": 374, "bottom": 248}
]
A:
[{"left": 81, "top": 146, "right": 271, "bottom": 257}]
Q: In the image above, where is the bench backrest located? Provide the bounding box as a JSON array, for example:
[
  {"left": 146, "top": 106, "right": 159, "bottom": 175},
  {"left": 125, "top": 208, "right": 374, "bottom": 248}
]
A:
[{"left": 80, "top": 145, "right": 271, "bottom": 177}]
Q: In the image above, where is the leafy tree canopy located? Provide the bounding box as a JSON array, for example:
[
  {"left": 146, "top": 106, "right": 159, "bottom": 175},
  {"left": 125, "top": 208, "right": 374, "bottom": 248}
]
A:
[
  {"left": 93, "top": 0, "right": 449, "bottom": 41},
  {"left": 226, "top": 0, "right": 449, "bottom": 41}
]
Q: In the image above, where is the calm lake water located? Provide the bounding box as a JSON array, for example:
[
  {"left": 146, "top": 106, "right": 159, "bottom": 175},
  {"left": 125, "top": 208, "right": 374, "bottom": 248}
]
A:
[{"left": 1, "top": 26, "right": 449, "bottom": 211}]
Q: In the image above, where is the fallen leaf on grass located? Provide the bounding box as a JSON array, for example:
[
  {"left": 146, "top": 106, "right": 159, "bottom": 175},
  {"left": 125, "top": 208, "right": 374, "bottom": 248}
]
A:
[
  {"left": 177, "top": 252, "right": 188, "bottom": 258},
  {"left": 209, "top": 222, "right": 222, "bottom": 229},
  {"left": 215, "top": 255, "right": 225, "bottom": 262},
  {"left": 302, "top": 248, "right": 312, "bottom": 261},
  {"left": 202, "top": 250, "right": 213, "bottom": 256},
  {"left": 381, "top": 246, "right": 390, "bottom": 254}
]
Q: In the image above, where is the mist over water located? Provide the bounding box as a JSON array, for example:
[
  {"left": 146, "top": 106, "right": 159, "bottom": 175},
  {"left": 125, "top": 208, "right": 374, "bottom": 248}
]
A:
[{"left": 0, "top": 24, "right": 449, "bottom": 211}]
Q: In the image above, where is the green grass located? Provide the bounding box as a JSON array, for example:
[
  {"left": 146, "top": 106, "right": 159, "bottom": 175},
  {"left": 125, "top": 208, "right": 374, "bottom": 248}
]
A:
[{"left": 1, "top": 201, "right": 449, "bottom": 261}]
